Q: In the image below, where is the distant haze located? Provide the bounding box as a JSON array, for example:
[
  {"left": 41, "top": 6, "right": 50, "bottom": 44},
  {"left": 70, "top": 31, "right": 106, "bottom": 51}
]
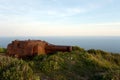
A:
[{"left": 0, "top": 0, "right": 120, "bottom": 36}]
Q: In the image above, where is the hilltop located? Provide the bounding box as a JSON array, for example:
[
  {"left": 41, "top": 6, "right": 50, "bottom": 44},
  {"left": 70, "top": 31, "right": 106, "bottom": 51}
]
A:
[{"left": 0, "top": 46, "right": 120, "bottom": 80}]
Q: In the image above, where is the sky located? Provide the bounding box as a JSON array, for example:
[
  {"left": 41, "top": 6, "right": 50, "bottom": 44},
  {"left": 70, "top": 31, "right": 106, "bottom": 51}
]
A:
[{"left": 0, "top": 0, "right": 120, "bottom": 36}]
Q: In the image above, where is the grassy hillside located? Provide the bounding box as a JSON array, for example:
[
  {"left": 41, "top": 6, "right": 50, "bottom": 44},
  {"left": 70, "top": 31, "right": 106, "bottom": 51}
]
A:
[{"left": 0, "top": 46, "right": 120, "bottom": 80}]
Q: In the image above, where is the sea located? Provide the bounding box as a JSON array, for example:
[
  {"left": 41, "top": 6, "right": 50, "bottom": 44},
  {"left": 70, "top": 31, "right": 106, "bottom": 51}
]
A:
[{"left": 0, "top": 36, "right": 120, "bottom": 53}]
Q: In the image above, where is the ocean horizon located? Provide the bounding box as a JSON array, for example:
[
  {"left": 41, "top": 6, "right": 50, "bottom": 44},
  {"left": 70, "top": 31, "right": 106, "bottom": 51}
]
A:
[{"left": 0, "top": 36, "right": 120, "bottom": 53}]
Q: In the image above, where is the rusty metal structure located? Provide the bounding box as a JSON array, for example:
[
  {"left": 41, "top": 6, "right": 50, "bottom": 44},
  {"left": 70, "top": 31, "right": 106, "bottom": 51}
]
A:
[{"left": 7, "top": 40, "right": 72, "bottom": 58}]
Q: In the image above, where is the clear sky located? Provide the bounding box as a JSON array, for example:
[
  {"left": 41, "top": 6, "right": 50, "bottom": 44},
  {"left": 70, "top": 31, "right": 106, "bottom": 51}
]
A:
[{"left": 0, "top": 0, "right": 120, "bottom": 36}]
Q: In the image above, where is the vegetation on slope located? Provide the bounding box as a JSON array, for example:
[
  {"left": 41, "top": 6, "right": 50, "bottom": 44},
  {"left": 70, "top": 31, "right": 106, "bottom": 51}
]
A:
[
  {"left": 0, "top": 55, "right": 39, "bottom": 80},
  {"left": 0, "top": 46, "right": 120, "bottom": 80},
  {"left": 0, "top": 47, "right": 6, "bottom": 53}
]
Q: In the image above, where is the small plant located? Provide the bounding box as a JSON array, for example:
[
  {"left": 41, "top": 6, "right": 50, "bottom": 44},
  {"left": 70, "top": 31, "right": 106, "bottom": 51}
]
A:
[
  {"left": 72, "top": 46, "right": 85, "bottom": 52},
  {"left": 0, "top": 47, "right": 6, "bottom": 53}
]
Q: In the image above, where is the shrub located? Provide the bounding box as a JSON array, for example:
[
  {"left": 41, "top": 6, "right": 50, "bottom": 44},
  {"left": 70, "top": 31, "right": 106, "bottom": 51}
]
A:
[
  {"left": 72, "top": 46, "right": 85, "bottom": 52},
  {"left": 0, "top": 55, "right": 39, "bottom": 80},
  {"left": 0, "top": 47, "right": 6, "bottom": 53}
]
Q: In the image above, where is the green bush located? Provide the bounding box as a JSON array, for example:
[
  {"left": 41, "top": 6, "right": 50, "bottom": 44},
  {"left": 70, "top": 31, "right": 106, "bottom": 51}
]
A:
[
  {"left": 0, "top": 55, "right": 39, "bottom": 80},
  {"left": 92, "top": 70, "right": 120, "bottom": 80},
  {"left": 0, "top": 47, "right": 6, "bottom": 53},
  {"left": 31, "top": 51, "right": 120, "bottom": 80},
  {"left": 72, "top": 46, "right": 86, "bottom": 52}
]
